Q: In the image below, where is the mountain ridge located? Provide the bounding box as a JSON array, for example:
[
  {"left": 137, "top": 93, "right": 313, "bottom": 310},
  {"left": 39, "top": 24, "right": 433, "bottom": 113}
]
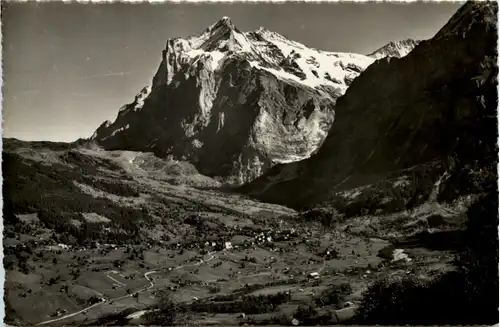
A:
[
  {"left": 241, "top": 0, "right": 498, "bottom": 209},
  {"left": 91, "top": 17, "right": 377, "bottom": 184},
  {"left": 368, "top": 39, "right": 420, "bottom": 59}
]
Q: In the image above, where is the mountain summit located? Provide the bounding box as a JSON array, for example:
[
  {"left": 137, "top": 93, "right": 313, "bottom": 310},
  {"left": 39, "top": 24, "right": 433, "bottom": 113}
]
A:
[
  {"left": 368, "top": 39, "right": 420, "bottom": 59},
  {"left": 91, "top": 18, "right": 376, "bottom": 184}
]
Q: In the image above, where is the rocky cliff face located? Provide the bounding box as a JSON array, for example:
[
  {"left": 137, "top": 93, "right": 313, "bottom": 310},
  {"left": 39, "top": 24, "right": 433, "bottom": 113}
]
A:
[
  {"left": 91, "top": 17, "right": 375, "bottom": 184},
  {"left": 368, "top": 39, "right": 420, "bottom": 59},
  {"left": 242, "top": 1, "right": 498, "bottom": 208}
]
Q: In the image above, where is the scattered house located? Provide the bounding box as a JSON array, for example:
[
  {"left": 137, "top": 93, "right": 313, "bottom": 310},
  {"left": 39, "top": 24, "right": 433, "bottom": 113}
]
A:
[
  {"left": 291, "top": 318, "right": 300, "bottom": 326},
  {"left": 392, "top": 249, "right": 412, "bottom": 263},
  {"left": 57, "top": 243, "right": 71, "bottom": 250},
  {"left": 224, "top": 242, "right": 233, "bottom": 250},
  {"left": 308, "top": 272, "right": 320, "bottom": 280}
]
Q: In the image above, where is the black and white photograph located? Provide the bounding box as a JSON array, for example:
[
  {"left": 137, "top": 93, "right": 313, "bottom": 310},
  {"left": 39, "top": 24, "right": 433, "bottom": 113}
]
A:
[{"left": 1, "top": 0, "right": 498, "bottom": 325}]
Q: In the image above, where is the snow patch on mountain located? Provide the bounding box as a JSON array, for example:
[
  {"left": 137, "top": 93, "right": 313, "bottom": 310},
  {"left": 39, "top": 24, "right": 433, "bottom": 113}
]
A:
[
  {"left": 133, "top": 85, "right": 151, "bottom": 111},
  {"left": 252, "top": 28, "right": 375, "bottom": 90},
  {"left": 106, "top": 124, "right": 130, "bottom": 140}
]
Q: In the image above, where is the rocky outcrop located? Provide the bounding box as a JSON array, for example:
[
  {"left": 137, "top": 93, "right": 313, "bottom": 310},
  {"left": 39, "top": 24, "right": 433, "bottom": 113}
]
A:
[
  {"left": 242, "top": 1, "right": 498, "bottom": 208},
  {"left": 91, "top": 17, "right": 375, "bottom": 184}
]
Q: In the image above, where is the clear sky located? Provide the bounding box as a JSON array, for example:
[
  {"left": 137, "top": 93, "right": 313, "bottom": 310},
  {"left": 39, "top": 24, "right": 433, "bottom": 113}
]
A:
[{"left": 2, "top": 1, "right": 464, "bottom": 142}]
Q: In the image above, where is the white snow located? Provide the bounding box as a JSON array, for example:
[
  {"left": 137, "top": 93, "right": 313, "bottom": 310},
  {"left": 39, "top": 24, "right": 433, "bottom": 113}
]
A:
[
  {"left": 231, "top": 30, "right": 253, "bottom": 52},
  {"left": 160, "top": 19, "right": 375, "bottom": 92},
  {"left": 133, "top": 85, "right": 152, "bottom": 111},
  {"left": 368, "top": 39, "right": 419, "bottom": 60},
  {"left": 249, "top": 60, "right": 316, "bottom": 87},
  {"left": 217, "top": 112, "right": 225, "bottom": 132},
  {"left": 272, "top": 154, "right": 310, "bottom": 164},
  {"left": 210, "top": 51, "right": 226, "bottom": 70},
  {"left": 109, "top": 124, "right": 130, "bottom": 138},
  {"left": 248, "top": 29, "right": 375, "bottom": 90}
]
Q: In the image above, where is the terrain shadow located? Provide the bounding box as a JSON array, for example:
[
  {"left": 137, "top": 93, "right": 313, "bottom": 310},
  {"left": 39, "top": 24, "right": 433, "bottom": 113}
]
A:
[{"left": 395, "top": 229, "right": 465, "bottom": 251}]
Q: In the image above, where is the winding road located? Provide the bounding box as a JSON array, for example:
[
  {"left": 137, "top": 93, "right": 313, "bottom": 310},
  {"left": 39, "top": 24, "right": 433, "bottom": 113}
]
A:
[{"left": 37, "top": 252, "right": 217, "bottom": 325}]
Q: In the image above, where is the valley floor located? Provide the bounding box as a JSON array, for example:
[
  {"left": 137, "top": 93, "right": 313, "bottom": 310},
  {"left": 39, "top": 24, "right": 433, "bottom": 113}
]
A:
[{"left": 3, "top": 144, "right": 465, "bottom": 326}]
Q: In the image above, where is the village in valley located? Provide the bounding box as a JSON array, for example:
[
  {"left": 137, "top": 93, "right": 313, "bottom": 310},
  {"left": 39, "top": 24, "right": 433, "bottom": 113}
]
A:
[{"left": 4, "top": 152, "right": 442, "bottom": 326}]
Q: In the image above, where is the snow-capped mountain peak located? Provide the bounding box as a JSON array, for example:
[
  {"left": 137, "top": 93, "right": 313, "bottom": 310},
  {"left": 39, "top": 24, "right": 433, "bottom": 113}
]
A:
[
  {"left": 93, "top": 18, "right": 378, "bottom": 184},
  {"left": 368, "top": 39, "right": 420, "bottom": 59},
  {"left": 193, "top": 16, "right": 252, "bottom": 52},
  {"left": 158, "top": 17, "right": 375, "bottom": 92}
]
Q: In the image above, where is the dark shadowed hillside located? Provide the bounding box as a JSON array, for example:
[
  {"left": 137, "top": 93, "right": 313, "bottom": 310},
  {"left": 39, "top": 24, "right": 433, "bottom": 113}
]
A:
[{"left": 242, "top": 1, "right": 498, "bottom": 210}]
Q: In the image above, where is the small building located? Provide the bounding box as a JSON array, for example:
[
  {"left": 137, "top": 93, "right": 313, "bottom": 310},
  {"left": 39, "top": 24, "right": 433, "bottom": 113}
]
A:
[
  {"left": 392, "top": 249, "right": 412, "bottom": 263},
  {"left": 307, "top": 272, "right": 320, "bottom": 280}
]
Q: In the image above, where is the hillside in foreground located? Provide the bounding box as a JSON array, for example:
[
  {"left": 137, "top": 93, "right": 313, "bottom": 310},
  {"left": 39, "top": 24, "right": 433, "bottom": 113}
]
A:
[{"left": 4, "top": 137, "right": 481, "bottom": 326}]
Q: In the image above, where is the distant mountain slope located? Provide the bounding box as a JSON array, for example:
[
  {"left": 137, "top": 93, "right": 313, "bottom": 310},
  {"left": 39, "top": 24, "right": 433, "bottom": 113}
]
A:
[
  {"left": 368, "top": 39, "right": 420, "bottom": 59},
  {"left": 91, "top": 17, "right": 376, "bottom": 184},
  {"left": 242, "top": 1, "right": 498, "bottom": 209}
]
